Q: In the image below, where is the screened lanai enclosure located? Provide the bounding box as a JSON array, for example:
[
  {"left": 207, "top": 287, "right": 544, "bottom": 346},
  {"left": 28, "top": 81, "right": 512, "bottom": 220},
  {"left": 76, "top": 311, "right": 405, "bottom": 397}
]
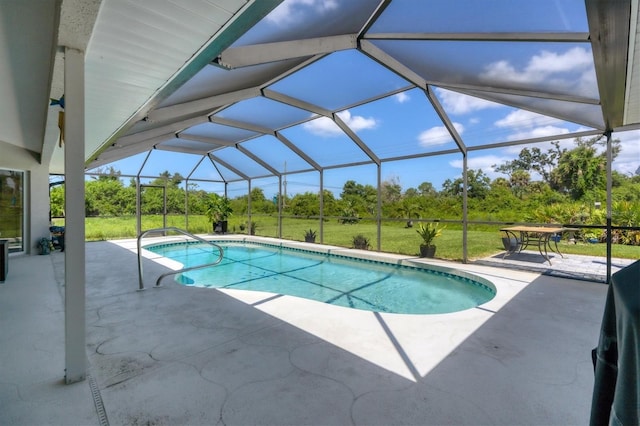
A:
[
  {"left": 2, "top": 0, "right": 640, "bottom": 399},
  {"left": 43, "top": 0, "right": 638, "bottom": 277}
]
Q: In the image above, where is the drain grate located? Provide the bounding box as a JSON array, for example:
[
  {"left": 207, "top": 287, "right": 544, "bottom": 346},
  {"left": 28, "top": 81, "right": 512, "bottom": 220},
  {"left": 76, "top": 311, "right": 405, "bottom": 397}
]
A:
[{"left": 88, "top": 373, "right": 109, "bottom": 426}]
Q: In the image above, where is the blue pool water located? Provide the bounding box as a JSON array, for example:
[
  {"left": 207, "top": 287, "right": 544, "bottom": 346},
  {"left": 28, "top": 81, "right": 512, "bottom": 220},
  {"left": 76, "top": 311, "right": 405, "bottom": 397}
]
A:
[{"left": 145, "top": 241, "right": 496, "bottom": 315}]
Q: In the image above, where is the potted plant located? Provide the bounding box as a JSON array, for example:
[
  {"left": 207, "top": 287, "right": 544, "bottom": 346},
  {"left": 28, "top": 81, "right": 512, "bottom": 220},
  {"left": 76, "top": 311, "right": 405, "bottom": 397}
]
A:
[
  {"left": 583, "top": 231, "right": 599, "bottom": 244},
  {"left": 416, "top": 222, "right": 445, "bottom": 258},
  {"left": 38, "top": 237, "right": 54, "bottom": 255},
  {"left": 304, "top": 229, "right": 317, "bottom": 243},
  {"left": 206, "top": 193, "right": 232, "bottom": 234},
  {"left": 352, "top": 234, "right": 370, "bottom": 250}
]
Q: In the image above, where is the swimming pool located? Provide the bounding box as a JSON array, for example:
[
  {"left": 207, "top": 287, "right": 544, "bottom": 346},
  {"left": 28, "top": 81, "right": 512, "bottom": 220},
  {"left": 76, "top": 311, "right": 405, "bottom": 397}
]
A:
[{"left": 145, "top": 240, "right": 496, "bottom": 315}]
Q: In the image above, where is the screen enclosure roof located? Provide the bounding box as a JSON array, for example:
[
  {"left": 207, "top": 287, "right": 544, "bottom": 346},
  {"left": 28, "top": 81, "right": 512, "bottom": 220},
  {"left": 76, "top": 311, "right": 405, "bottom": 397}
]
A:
[{"left": 82, "top": 0, "right": 640, "bottom": 183}]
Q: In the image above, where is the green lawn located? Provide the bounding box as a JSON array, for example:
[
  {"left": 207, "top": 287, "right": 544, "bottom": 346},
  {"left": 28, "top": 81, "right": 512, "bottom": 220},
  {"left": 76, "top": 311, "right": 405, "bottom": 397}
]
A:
[{"left": 52, "top": 215, "right": 640, "bottom": 261}]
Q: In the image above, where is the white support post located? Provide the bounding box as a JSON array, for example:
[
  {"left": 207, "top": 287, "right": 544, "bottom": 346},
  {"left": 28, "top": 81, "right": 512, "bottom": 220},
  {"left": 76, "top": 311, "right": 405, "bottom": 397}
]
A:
[{"left": 64, "top": 47, "right": 86, "bottom": 384}]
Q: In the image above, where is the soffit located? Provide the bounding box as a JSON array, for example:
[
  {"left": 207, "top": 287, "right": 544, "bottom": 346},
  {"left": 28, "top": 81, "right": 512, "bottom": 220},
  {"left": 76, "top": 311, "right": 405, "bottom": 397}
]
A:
[
  {"left": 48, "top": 0, "right": 280, "bottom": 173},
  {"left": 0, "top": 1, "right": 59, "bottom": 155},
  {"left": 623, "top": 0, "right": 640, "bottom": 126}
]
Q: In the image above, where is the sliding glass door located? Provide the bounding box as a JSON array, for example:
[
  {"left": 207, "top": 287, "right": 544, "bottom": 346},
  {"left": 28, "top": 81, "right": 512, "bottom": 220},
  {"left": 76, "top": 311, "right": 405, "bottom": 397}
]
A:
[{"left": 0, "top": 169, "right": 24, "bottom": 252}]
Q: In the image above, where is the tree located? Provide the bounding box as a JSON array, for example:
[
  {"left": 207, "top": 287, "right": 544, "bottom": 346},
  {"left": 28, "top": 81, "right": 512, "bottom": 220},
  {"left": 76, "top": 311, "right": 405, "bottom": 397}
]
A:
[
  {"left": 288, "top": 192, "right": 319, "bottom": 217},
  {"left": 250, "top": 187, "right": 266, "bottom": 203},
  {"left": 491, "top": 177, "right": 510, "bottom": 189},
  {"left": 50, "top": 185, "right": 65, "bottom": 217},
  {"left": 340, "top": 180, "right": 363, "bottom": 198},
  {"left": 494, "top": 136, "right": 621, "bottom": 201},
  {"left": 404, "top": 187, "right": 419, "bottom": 197},
  {"left": 381, "top": 176, "right": 402, "bottom": 204},
  {"left": 441, "top": 169, "right": 491, "bottom": 198},
  {"left": 417, "top": 181, "right": 436, "bottom": 197},
  {"left": 232, "top": 188, "right": 277, "bottom": 214},
  {"left": 340, "top": 180, "right": 377, "bottom": 216},
  {"left": 510, "top": 170, "right": 531, "bottom": 199},
  {"left": 186, "top": 183, "right": 209, "bottom": 215},
  {"left": 91, "top": 166, "right": 121, "bottom": 181},
  {"left": 320, "top": 189, "right": 339, "bottom": 216},
  {"left": 550, "top": 137, "right": 619, "bottom": 200},
  {"left": 251, "top": 188, "right": 277, "bottom": 214},
  {"left": 493, "top": 144, "right": 562, "bottom": 185},
  {"left": 85, "top": 177, "right": 130, "bottom": 216},
  {"left": 341, "top": 180, "right": 376, "bottom": 200}
]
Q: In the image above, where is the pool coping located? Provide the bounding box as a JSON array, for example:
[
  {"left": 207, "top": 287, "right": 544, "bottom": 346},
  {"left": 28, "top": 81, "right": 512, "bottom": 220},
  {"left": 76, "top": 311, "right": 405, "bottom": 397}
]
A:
[
  {"left": 143, "top": 234, "right": 493, "bottom": 284},
  {"left": 122, "top": 233, "right": 540, "bottom": 317},
  {"left": 142, "top": 236, "right": 497, "bottom": 314}
]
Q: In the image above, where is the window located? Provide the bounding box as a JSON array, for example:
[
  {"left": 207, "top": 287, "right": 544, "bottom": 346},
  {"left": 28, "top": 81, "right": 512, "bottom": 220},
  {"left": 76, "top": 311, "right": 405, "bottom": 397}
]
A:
[{"left": 0, "top": 170, "right": 24, "bottom": 252}]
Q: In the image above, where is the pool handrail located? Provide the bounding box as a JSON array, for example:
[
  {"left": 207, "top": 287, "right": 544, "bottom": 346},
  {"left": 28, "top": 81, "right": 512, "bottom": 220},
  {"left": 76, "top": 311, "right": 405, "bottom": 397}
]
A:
[{"left": 137, "top": 227, "right": 224, "bottom": 290}]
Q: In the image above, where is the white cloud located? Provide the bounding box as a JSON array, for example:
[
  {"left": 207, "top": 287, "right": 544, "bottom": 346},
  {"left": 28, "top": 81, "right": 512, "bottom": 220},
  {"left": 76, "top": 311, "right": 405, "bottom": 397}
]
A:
[
  {"left": 495, "top": 109, "right": 562, "bottom": 129},
  {"left": 337, "top": 110, "right": 378, "bottom": 131},
  {"left": 481, "top": 47, "right": 597, "bottom": 97},
  {"left": 493, "top": 109, "right": 571, "bottom": 141},
  {"left": 613, "top": 129, "right": 640, "bottom": 176},
  {"left": 302, "top": 110, "right": 377, "bottom": 137},
  {"left": 418, "top": 122, "right": 464, "bottom": 147},
  {"left": 449, "top": 155, "right": 510, "bottom": 180},
  {"left": 437, "top": 89, "right": 499, "bottom": 114},
  {"left": 527, "top": 47, "right": 593, "bottom": 74},
  {"left": 394, "top": 92, "right": 410, "bottom": 103},
  {"left": 302, "top": 116, "right": 341, "bottom": 136},
  {"left": 505, "top": 126, "right": 571, "bottom": 141},
  {"left": 266, "top": 0, "right": 338, "bottom": 26}
]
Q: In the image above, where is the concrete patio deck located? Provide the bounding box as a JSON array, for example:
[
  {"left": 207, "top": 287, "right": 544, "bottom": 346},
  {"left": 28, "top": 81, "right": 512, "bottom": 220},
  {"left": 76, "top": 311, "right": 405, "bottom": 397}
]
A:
[
  {"left": 476, "top": 249, "right": 634, "bottom": 283},
  {"left": 0, "top": 239, "right": 614, "bottom": 425}
]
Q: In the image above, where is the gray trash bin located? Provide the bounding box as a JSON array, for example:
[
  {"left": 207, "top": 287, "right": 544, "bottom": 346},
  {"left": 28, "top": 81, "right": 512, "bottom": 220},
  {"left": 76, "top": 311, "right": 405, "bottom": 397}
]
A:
[{"left": 0, "top": 239, "right": 8, "bottom": 282}]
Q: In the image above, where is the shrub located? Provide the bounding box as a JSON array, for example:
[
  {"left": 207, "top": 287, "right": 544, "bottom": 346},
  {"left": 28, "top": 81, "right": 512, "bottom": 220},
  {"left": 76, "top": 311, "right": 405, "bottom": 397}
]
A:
[{"left": 352, "top": 234, "right": 370, "bottom": 250}]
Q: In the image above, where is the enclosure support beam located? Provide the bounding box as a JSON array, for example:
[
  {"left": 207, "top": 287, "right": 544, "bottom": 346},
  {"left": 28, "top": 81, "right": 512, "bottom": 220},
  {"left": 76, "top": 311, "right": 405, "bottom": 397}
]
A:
[
  {"left": 184, "top": 179, "right": 189, "bottom": 231},
  {"left": 278, "top": 176, "right": 283, "bottom": 238},
  {"left": 605, "top": 131, "right": 612, "bottom": 283},
  {"left": 247, "top": 179, "right": 252, "bottom": 234},
  {"left": 163, "top": 185, "right": 167, "bottom": 230},
  {"left": 462, "top": 154, "right": 468, "bottom": 263},
  {"left": 136, "top": 151, "right": 152, "bottom": 237},
  {"left": 136, "top": 177, "right": 141, "bottom": 236},
  {"left": 377, "top": 165, "right": 382, "bottom": 252},
  {"left": 64, "top": 47, "right": 86, "bottom": 384},
  {"left": 319, "top": 170, "right": 324, "bottom": 243}
]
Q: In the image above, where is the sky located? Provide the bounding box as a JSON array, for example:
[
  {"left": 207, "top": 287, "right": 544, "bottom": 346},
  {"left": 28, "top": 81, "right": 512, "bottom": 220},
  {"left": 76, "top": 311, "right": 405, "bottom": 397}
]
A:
[{"left": 87, "top": 0, "right": 640, "bottom": 199}]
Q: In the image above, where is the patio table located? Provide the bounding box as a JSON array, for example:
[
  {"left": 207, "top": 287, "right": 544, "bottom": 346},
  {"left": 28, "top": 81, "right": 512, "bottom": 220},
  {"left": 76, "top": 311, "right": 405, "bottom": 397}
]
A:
[{"left": 500, "top": 226, "right": 576, "bottom": 265}]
